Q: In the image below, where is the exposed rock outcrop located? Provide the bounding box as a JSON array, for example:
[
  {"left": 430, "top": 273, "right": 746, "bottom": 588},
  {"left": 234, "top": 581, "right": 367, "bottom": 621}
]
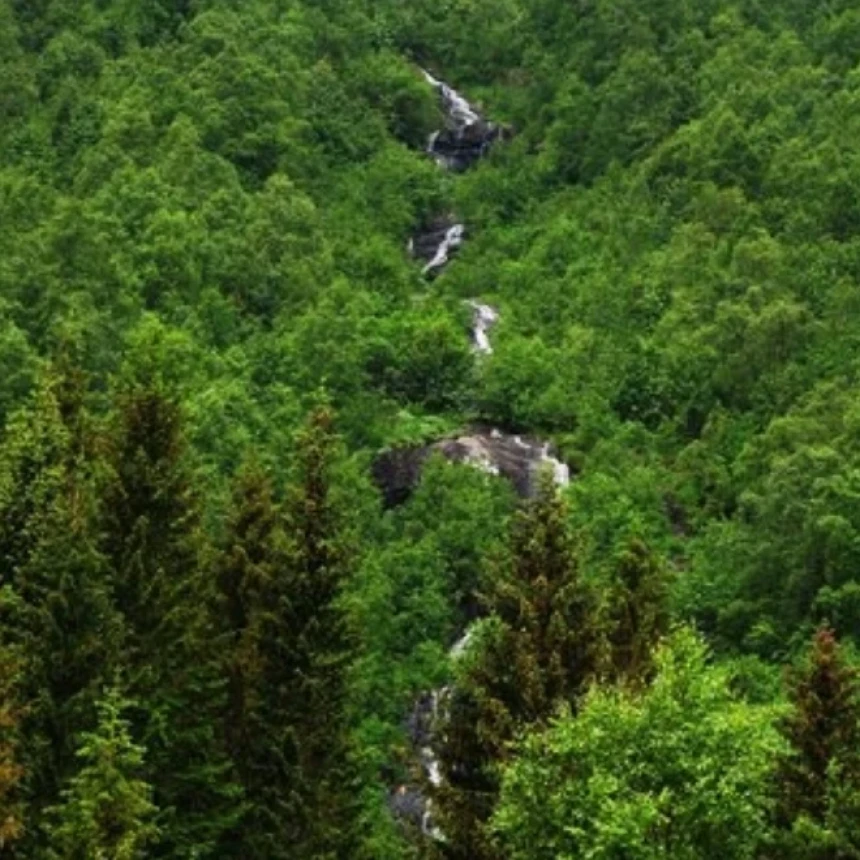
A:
[
  {"left": 372, "top": 428, "right": 571, "bottom": 508},
  {"left": 409, "top": 215, "right": 465, "bottom": 277},
  {"left": 422, "top": 69, "right": 506, "bottom": 172}
]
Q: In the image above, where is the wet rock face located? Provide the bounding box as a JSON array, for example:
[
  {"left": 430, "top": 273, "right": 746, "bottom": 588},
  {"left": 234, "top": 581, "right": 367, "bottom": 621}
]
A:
[
  {"left": 387, "top": 689, "right": 448, "bottom": 839},
  {"left": 409, "top": 70, "right": 508, "bottom": 280},
  {"left": 428, "top": 124, "right": 505, "bottom": 172},
  {"left": 409, "top": 215, "right": 465, "bottom": 278},
  {"left": 372, "top": 428, "right": 571, "bottom": 508},
  {"left": 422, "top": 69, "right": 506, "bottom": 172},
  {"left": 468, "top": 301, "right": 498, "bottom": 354}
]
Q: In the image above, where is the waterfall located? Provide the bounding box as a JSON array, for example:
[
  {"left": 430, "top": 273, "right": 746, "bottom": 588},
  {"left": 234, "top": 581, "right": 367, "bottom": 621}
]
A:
[
  {"left": 449, "top": 627, "right": 475, "bottom": 659},
  {"left": 420, "top": 68, "right": 501, "bottom": 173},
  {"left": 468, "top": 301, "right": 499, "bottom": 354},
  {"left": 422, "top": 68, "right": 482, "bottom": 128},
  {"left": 388, "top": 66, "right": 572, "bottom": 844},
  {"left": 541, "top": 442, "right": 571, "bottom": 487},
  {"left": 422, "top": 223, "right": 465, "bottom": 276}
]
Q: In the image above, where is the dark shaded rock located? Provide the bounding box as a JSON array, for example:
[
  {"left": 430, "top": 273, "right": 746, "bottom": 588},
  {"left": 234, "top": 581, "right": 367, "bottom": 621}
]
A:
[
  {"left": 410, "top": 215, "right": 459, "bottom": 263},
  {"left": 421, "top": 68, "right": 508, "bottom": 172},
  {"left": 407, "top": 690, "right": 445, "bottom": 750},
  {"left": 388, "top": 784, "right": 427, "bottom": 831},
  {"left": 429, "top": 124, "right": 504, "bottom": 172},
  {"left": 372, "top": 428, "right": 571, "bottom": 508},
  {"left": 409, "top": 215, "right": 465, "bottom": 277},
  {"left": 372, "top": 446, "right": 432, "bottom": 508}
]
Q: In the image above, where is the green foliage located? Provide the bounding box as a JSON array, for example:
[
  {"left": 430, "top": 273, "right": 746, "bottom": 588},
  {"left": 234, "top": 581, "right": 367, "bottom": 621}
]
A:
[
  {"left": 604, "top": 538, "right": 669, "bottom": 684},
  {"left": 0, "top": 646, "right": 24, "bottom": 851},
  {"left": 102, "top": 381, "right": 241, "bottom": 857},
  {"left": 45, "top": 685, "right": 159, "bottom": 860},
  {"left": 434, "top": 477, "right": 598, "bottom": 858},
  {"left": 771, "top": 627, "right": 860, "bottom": 858},
  {"left": 0, "top": 375, "right": 120, "bottom": 851},
  {"left": 2, "top": 0, "right": 860, "bottom": 854},
  {"left": 494, "top": 628, "right": 785, "bottom": 860}
]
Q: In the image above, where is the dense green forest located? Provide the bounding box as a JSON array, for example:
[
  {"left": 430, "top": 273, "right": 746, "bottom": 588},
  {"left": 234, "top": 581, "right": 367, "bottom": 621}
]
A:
[{"left": 2, "top": 0, "right": 860, "bottom": 856}]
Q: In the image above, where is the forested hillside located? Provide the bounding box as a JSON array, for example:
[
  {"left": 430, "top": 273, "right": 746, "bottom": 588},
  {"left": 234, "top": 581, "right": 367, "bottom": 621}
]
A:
[{"left": 2, "top": 0, "right": 860, "bottom": 857}]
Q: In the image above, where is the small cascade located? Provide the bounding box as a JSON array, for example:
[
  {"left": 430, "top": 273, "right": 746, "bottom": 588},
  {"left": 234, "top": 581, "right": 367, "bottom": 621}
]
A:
[
  {"left": 467, "top": 301, "right": 499, "bottom": 354},
  {"left": 422, "top": 69, "right": 481, "bottom": 127},
  {"left": 408, "top": 71, "right": 505, "bottom": 277},
  {"left": 422, "top": 223, "right": 465, "bottom": 277},
  {"left": 449, "top": 626, "right": 475, "bottom": 659},
  {"left": 393, "top": 628, "right": 480, "bottom": 841},
  {"left": 389, "top": 66, "right": 570, "bottom": 848},
  {"left": 410, "top": 215, "right": 464, "bottom": 278},
  {"left": 421, "top": 68, "right": 504, "bottom": 172},
  {"left": 541, "top": 441, "right": 571, "bottom": 487}
]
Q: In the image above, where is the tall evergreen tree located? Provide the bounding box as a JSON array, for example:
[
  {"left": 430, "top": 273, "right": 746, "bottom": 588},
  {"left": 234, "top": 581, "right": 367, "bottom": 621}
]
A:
[
  {"left": 0, "top": 647, "right": 24, "bottom": 851},
  {"left": 773, "top": 626, "right": 860, "bottom": 858},
  {"left": 213, "top": 459, "right": 280, "bottom": 856},
  {"left": 45, "top": 685, "right": 159, "bottom": 860},
  {"left": 434, "top": 473, "right": 598, "bottom": 860},
  {"left": 250, "top": 406, "right": 358, "bottom": 859},
  {"left": 0, "top": 373, "right": 119, "bottom": 851},
  {"left": 102, "top": 381, "right": 241, "bottom": 857},
  {"left": 604, "top": 538, "right": 668, "bottom": 685}
]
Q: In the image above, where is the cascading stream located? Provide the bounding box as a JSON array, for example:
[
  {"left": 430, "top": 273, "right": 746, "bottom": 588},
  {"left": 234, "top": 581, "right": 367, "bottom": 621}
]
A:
[
  {"left": 422, "top": 223, "right": 465, "bottom": 276},
  {"left": 420, "top": 68, "right": 500, "bottom": 172},
  {"left": 468, "top": 301, "right": 499, "bottom": 354},
  {"left": 390, "top": 68, "right": 571, "bottom": 842}
]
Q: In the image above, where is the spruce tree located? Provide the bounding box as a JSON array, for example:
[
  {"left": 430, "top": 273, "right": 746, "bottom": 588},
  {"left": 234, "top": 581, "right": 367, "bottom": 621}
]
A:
[
  {"left": 102, "top": 381, "right": 241, "bottom": 857},
  {"left": 434, "top": 473, "right": 597, "bottom": 860},
  {"left": 250, "top": 406, "right": 357, "bottom": 858},
  {"left": 0, "top": 647, "right": 24, "bottom": 851},
  {"left": 45, "top": 685, "right": 159, "bottom": 859},
  {"left": 605, "top": 538, "right": 668, "bottom": 685},
  {"left": 0, "top": 373, "right": 119, "bottom": 851},
  {"left": 213, "top": 459, "right": 280, "bottom": 856},
  {"left": 774, "top": 626, "right": 860, "bottom": 858}
]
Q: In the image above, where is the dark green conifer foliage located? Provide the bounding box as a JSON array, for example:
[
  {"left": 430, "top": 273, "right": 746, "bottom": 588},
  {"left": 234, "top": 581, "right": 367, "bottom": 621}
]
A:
[
  {"left": 45, "top": 685, "right": 159, "bottom": 859},
  {"left": 0, "top": 648, "right": 24, "bottom": 851},
  {"left": 0, "top": 373, "right": 119, "bottom": 851},
  {"left": 253, "top": 406, "right": 357, "bottom": 859},
  {"left": 213, "top": 459, "right": 280, "bottom": 856},
  {"left": 774, "top": 627, "right": 860, "bottom": 858},
  {"left": 605, "top": 538, "right": 668, "bottom": 684},
  {"left": 434, "top": 473, "right": 597, "bottom": 860},
  {"left": 102, "top": 382, "right": 241, "bottom": 858},
  {"left": 217, "top": 460, "right": 278, "bottom": 770}
]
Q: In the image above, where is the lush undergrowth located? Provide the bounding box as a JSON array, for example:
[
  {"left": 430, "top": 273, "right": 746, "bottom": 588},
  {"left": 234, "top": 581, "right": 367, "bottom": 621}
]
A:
[{"left": 2, "top": 0, "right": 860, "bottom": 857}]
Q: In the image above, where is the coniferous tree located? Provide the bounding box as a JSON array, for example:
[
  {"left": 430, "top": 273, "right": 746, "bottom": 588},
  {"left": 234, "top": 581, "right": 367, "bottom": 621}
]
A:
[
  {"left": 604, "top": 538, "right": 668, "bottom": 685},
  {"left": 213, "top": 460, "right": 280, "bottom": 856},
  {"left": 252, "top": 406, "right": 357, "bottom": 859},
  {"left": 0, "top": 647, "right": 24, "bottom": 851},
  {"left": 102, "top": 381, "right": 240, "bottom": 857},
  {"left": 773, "top": 626, "right": 860, "bottom": 859},
  {"left": 45, "top": 685, "right": 159, "bottom": 859},
  {"left": 0, "top": 373, "right": 119, "bottom": 851},
  {"left": 434, "top": 473, "right": 598, "bottom": 860}
]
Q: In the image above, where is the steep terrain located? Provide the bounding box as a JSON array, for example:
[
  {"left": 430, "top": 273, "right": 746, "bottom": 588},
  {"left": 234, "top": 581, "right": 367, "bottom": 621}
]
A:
[{"left": 1, "top": 0, "right": 860, "bottom": 857}]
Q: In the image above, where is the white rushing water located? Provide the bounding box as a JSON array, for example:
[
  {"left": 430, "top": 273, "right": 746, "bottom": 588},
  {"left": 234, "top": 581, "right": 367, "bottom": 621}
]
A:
[
  {"left": 467, "top": 301, "right": 499, "bottom": 354},
  {"left": 541, "top": 442, "right": 571, "bottom": 487},
  {"left": 420, "top": 67, "right": 497, "bottom": 171},
  {"left": 421, "top": 747, "right": 443, "bottom": 787},
  {"left": 392, "top": 67, "right": 571, "bottom": 847},
  {"left": 422, "top": 223, "right": 465, "bottom": 276},
  {"left": 421, "top": 68, "right": 481, "bottom": 129},
  {"left": 459, "top": 436, "right": 501, "bottom": 476},
  {"left": 449, "top": 627, "right": 475, "bottom": 659}
]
